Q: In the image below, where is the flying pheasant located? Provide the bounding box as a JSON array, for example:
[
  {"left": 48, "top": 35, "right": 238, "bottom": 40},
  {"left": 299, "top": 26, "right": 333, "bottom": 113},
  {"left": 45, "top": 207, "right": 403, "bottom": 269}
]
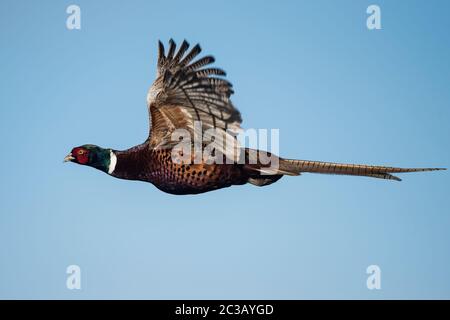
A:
[{"left": 64, "top": 39, "right": 445, "bottom": 195}]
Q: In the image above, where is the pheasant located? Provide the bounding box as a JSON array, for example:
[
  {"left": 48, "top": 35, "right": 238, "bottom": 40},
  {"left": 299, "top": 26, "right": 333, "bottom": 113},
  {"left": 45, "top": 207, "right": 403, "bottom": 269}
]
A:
[{"left": 64, "top": 39, "right": 445, "bottom": 195}]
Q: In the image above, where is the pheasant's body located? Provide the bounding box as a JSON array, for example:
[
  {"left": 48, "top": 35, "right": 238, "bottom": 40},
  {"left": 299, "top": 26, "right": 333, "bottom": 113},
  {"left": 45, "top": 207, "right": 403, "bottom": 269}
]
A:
[
  {"left": 64, "top": 39, "right": 444, "bottom": 195},
  {"left": 112, "top": 144, "right": 248, "bottom": 195}
]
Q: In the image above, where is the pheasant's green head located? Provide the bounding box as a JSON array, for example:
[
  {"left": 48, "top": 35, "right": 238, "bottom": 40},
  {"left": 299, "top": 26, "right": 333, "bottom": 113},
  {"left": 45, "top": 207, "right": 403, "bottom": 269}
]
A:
[{"left": 64, "top": 144, "right": 116, "bottom": 174}]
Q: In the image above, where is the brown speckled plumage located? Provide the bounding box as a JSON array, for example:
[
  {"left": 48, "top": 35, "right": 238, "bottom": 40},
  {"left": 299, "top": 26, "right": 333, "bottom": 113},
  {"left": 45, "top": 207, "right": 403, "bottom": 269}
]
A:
[{"left": 112, "top": 145, "right": 249, "bottom": 195}]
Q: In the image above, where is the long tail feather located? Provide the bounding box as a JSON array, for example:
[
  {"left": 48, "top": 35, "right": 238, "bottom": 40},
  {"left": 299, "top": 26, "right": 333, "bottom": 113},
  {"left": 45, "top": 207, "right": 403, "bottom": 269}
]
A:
[{"left": 280, "top": 159, "right": 446, "bottom": 181}]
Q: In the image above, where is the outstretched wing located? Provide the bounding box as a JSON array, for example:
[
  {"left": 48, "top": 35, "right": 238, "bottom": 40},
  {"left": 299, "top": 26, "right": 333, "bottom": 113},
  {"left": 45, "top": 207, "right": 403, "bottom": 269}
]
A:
[{"left": 146, "top": 39, "right": 242, "bottom": 159}]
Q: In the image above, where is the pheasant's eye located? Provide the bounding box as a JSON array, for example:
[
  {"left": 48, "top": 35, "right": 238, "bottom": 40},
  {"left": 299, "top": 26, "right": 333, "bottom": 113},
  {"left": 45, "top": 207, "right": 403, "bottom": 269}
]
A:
[{"left": 78, "top": 150, "right": 84, "bottom": 155}]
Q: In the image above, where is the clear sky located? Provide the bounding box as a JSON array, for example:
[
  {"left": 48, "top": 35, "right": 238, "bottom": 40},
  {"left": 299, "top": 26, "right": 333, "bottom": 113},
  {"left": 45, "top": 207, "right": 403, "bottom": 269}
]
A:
[{"left": 0, "top": 0, "right": 449, "bottom": 299}]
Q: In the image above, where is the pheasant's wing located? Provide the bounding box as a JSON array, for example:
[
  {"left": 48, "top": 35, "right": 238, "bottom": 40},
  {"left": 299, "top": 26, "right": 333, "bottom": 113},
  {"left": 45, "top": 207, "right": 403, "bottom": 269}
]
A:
[{"left": 146, "top": 39, "right": 242, "bottom": 161}]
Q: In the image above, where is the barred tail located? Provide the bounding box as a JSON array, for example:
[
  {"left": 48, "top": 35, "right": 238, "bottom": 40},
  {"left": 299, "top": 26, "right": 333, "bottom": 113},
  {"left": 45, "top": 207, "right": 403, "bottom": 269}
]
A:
[{"left": 279, "top": 159, "right": 446, "bottom": 181}]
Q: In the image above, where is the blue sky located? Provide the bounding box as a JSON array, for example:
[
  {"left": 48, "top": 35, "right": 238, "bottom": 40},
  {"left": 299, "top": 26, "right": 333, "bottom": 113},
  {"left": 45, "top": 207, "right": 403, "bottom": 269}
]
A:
[{"left": 0, "top": 0, "right": 449, "bottom": 299}]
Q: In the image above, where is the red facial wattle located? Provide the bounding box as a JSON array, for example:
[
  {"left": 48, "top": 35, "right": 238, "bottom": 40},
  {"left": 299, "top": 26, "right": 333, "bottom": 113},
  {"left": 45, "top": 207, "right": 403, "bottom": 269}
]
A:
[{"left": 72, "top": 147, "right": 89, "bottom": 164}]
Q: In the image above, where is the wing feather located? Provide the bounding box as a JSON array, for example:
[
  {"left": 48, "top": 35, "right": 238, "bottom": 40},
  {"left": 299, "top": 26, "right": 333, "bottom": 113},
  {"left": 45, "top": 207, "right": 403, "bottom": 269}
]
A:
[
  {"left": 172, "top": 40, "right": 190, "bottom": 65},
  {"left": 187, "top": 56, "right": 216, "bottom": 72},
  {"left": 179, "top": 44, "right": 202, "bottom": 67},
  {"left": 166, "top": 39, "right": 176, "bottom": 61},
  {"left": 147, "top": 39, "right": 242, "bottom": 160}
]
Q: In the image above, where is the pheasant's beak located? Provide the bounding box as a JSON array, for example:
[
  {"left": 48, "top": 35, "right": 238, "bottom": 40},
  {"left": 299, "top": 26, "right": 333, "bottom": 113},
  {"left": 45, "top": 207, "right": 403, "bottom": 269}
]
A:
[{"left": 64, "top": 153, "right": 75, "bottom": 162}]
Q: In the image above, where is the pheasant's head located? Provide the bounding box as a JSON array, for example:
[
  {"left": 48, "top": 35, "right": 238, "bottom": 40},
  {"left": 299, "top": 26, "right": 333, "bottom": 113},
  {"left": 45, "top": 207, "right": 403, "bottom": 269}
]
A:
[{"left": 64, "top": 144, "right": 116, "bottom": 174}]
